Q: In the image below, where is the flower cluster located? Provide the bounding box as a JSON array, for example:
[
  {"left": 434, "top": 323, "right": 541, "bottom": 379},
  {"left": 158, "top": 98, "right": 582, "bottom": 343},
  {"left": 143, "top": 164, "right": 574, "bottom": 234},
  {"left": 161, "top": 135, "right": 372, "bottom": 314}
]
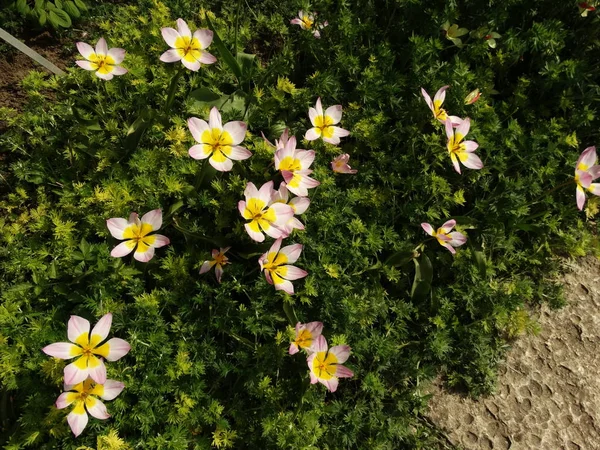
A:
[
  {"left": 42, "top": 314, "right": 130, "bottom": 436},
  {"left": 289, "top": 322, "right": 353, "bottom": 392}
]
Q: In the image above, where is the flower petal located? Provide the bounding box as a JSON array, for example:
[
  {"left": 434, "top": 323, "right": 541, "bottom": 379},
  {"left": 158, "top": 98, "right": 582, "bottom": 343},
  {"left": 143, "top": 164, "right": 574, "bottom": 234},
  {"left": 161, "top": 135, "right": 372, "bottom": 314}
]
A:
[
  {"left": 304, "top": 127, "right": 320, "bottom": 141},
  {"left": 161, "top": 27, "right": 180, "bottom": 47},
  {"left": 421, "top": 223, "right": 434, "bottom": 236},
  {"left": 64, "top": 361, "right": 89, "bottom": 386},
  {"left": 455, "top": 117, "right": 471, "bottom": 139},
  {"left": 208, "top": 107, "right": 222, "bottom": 131},
  {"left": 227, "top": 146, "right": 252, "bottom": 161},
  {"left": 194, "top": 29, "right": 213, "bottom": 49},
  {"left": 188, "top": 117, "right": 210, "bottom": 143},
  {"left": 107, "top": 48, "right": 126, "bottom": 64},
  {"left": 433, "top": 85, "right": 449, "bottom": 104},
  {"left": 215, "top": 265, "right": 224, "bottom": 283},
  {"left": 335, "top": 365, "right": 354, "bottom": 378},
  {"left": 134, "top": 245, "right": 155, "bottom": 262},
  {"left": 440, "top": 219, "right": 456, "bottom": 233},
  {"left": 274, "top": 278, "right": 295, "bottom": 294},
  {"left": 90, "top": 313, "right": 112, "bottom": 344},
  {"left": 448, "top": 231, "right": 467, "bottom": 247},
  {"left": 68, "top": 316, "right": 90, "bottom": 344},
  {"left": 324, "top": 105, "right": 343, "bottom": 124},
  {"left": 43, "top": 342, "right": 81, "bottom": 359},
  {"left": 100, "top": 379, "right": 125, "bottom": 400},
  {"left": 244, "top": 223, "right": 265, "bottom": 242},
  {"left": 95, "top": 38, "right": 108, "bottom": 56},
  {"left": 463, "top": 140, "right": 479, "bottom": 152},
  {"left": 329, "top": 345, "right": 351, "bottom": 364},
  {"left": 189, "top": 144, "right": 210, "bottom": 159},
  {"left": 85, "top": 396, "right": 110, "bottom": 420},
  {"left": 111, "top": 240, "right": 136, "bottom": 257},
  {"left": 290, "top": 197, "right": 310, "bottom": 215},
  {"left": 160, "top": 49, "right": 182, "bottom": 63},
  {"left": 67, "top": 408, "right": 89, "bottom": 437},
  {"left": 315, "top": 97, "right": 323, "bottom": 116},
  {"left": 141, "top": 209, "right": 162, "bottom": 231},
  {"left": 75, "top": 60, "right": 96, "bottom": 71},
  {"left": 312, "top": 335, "right": 328, "bottom": 353},
  {"left": 176, "top": 18, "right": 192, "bottom": 38},
  {"left": 461, "top": 152, "right": 483, "bottom": 170},
  {"left": 151, "top": 234, "right": 170, "bottom": 248},
  {"left": 421, "top": 88, "right": 434, "bottom": 112},
  {"left": 280, "top": 265, "right": 308, "bottom": 280},
  {"left": 322, "top": 377, "right": 339, "bottom": 392},
  {"left": 198, "top": 51, "right": 217, "bottom": 65},
  {"left": 181, "top": 57, "right": 201, "bottom": 71},
  {"left": 76, "top": 42, "right": 95, "bottom": 59},
  {"left": 223, "top": 121, "right": 247, "bottom": 145},
  {"left": 444, "top": 119, "right": 454, "bottom": 140},
  {"left": 209, "top": 155, "right": 234, "bottom": 172},
  {"left": 56, "top": 392, "right": 78, "bottom": 409},
  {"left": 87, "top": 356, "right": 107, "bottom": 384},
  {"left": 577, "top": 185, "right": 586, "bottom": 210}
]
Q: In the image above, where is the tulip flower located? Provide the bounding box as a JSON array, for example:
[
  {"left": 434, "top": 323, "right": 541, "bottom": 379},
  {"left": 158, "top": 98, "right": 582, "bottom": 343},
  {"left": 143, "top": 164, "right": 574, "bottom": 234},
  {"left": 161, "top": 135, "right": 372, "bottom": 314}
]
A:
[
  {"left": 464, "top": 89, "right": 481, "bottom": 105},
  {"left": 421, "top": 220, "right": 467, "bottom": 254},
  {"left": 445, "top": 118, "right": 483, "bottom": 174},
  {"left": 274, "top": 136, "right": 320, "bottom": 197},
  {"left": 272, "top": 182, "right": 311, "bottom": 233},
  {"left": 160, "top": 18, "right": 216, "bottom": 71},
  {"left": 574, "top": 146, "right": 600, "bottom": 210},
  {"left": 107, "top": 209, "right": 170, "bottom": 262},
  {"left": 290, "top": 11, "right": 328, "bottom": 38},
  {"left": 579, "top": 2, "right": 596, "bottom": 17},
  {"left": 421, "top": 86, "right": 462, "bottom": 126},
  {"left": 307, "top": 335, "right": 353, "bottom": 392},
  {"left": 188, "top": 107, "right": 251, "bottom": 171},
  {"left": 199, "top": 247, "right": 231, "bottom": 283},
  {"left": 75, "top": 38, "right": 127, "bottom": 80},
  {"left": 331, "top": 153, "right": 358, "bottom": 174},
  {"left": 258, "top": 238, "right": 308, "bottom": 294},
  {"left": 485, "top": 32, "right": 501, "bottom": 48},
  {"left": 43, "top": 314, "right": 131, "bottom": 385},
  {"left": 305, "top": 98, "right": 350, "bottom": 145},
  {"left": 289, "top": 321, "right": 323, "bottom": 355},
  {"left": 442, "top": 22, "right": 469, "bottom": 47},
  {"left": 238, "top": 181, "right": 294, "bottom": 242},
  {"left": 56, "top": 377, "right": 124, "bottom": 437}
]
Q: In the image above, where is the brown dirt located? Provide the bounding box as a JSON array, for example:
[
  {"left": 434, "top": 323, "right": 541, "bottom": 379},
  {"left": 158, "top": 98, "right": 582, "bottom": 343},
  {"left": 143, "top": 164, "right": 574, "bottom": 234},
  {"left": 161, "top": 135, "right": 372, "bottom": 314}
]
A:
[
  {"left": 0, "top": 31, "right": 67, "bottom": 111},
  {"left": 427, "top": 256, "right": 600, "bottom": 450}
]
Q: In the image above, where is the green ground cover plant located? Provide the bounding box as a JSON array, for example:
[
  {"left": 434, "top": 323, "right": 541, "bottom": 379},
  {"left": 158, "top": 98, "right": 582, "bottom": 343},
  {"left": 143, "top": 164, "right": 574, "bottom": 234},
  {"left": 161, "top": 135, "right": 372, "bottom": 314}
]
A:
[{"left": 2, "top": 0, "right": 600, "bottom": 448}]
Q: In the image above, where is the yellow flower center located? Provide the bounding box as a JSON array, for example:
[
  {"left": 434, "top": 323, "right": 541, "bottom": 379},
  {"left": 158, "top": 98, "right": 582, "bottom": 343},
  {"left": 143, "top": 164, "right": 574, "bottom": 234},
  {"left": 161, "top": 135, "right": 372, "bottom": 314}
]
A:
[
  {"left": 88, "top": 53, "right": 116, "bottom": 75},
  {"left": 294, "top": 329, "right": 313, "bottom": 349},
  {"left": 312, "top": 351, "right": 338, "bottom": 380},
  {"left": 279, "top": 156, "right": 302, "bottom": 172},
  {"left": 302, "top": 17, "right": 314, "bottom": 29},
  {"left": 174, "top": 36, "right": 203, "bottom": 63},
  {"left": 314, "top": 115, "right": 335, "bottom": 139}
]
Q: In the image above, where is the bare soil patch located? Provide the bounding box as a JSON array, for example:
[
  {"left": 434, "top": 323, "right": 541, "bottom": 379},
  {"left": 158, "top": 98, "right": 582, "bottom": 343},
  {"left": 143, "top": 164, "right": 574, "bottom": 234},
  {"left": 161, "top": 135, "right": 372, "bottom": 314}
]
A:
[
  {"left": 427, "top": 256, "right": 600, "bottom": 450},
  {"left": 0, "top": 31, "right": 67, "bottom": 111}
]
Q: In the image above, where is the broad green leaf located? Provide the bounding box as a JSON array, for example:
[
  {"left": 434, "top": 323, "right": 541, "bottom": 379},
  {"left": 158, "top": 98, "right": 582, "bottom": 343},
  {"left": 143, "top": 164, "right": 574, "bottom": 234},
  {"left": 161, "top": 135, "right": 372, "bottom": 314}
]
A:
[
  {"left": 474, "top": 251, "right": 487, "bottom": 278},
  {"left": 385, "top": 250, "right": 416, "bottom": 267},
  {"left": 411, "top": 253, "right": 433, "bottom": 300}
]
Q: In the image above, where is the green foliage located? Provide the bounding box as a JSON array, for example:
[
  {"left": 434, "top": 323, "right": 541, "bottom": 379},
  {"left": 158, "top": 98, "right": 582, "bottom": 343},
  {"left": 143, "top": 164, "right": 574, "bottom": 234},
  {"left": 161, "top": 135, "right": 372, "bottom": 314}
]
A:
[
  {"left": 2, "top": 0, "right": 600, "bottom": 448},
  {"left": 12, "top": 0, "right": 88, "bottom": 29}
]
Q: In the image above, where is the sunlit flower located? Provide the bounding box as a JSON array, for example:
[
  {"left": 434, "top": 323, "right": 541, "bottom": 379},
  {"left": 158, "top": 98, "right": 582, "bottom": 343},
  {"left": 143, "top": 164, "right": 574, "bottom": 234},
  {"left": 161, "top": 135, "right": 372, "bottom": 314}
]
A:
[
  {"left": 160, "top": 18, "right": 216, "bottom": 71},
  {"left": 188, "top": 107, "right": 251, "bottom": 171},
  {"left": 274, "top": 136, "right": 320, "bottom": 197},
  {"left": 331, "top": 153, "right": 358, "bottom": 174},
  {"left": 258, "top": 238, "right": 308, "bottom": 294},
  {"left": 445, "top": 118, "right": 483, "bottom": 174},
  {"left": 421, "top": 86, "right": 462, "bottom": 126},
  {"left": 421, "top": 220, "right": 467, "bottom": 254},
  {"left": 574, "top": 146, "right": 600, "bottom": 210},
  {"left": 485, "top": 32, "right": 501, "bottom": 48},
  {"left": 307, "top": 335, "right": 353, "bottom": 392},
  {"left": 272, "top": 182, "right": 311, "bottom": 234},
  {"left": 199, "top": 247, "right": 231, "bottom": 283},
  {"left": 238, "top": 181, "right": 294, "bottom": 242},
  {"left": 43, "top": 314, "right": 131, "bottom": 385},
  {"left": 107, "top": 209, "right": 170, "bottom": 262},
  {"left": 75, "top": 38, "right": 127, "bottom": 80},
  {"left": 579, "top": 2, "right": 596, "bottom": 17},
  {"left": 290, "top": 11, "right": 328, "bottom": 38},
  {"left": 262, "top": 128, "right": 290, "bottom": 151},
  {"left": 56, "top": 377, "right": 124, "bottom": 437},
  {"left": 305, "top": 98, "right": 350, "bottom": 145},
  {"left": 464, "top": 89, "right": 481, "bottom": 105},
  {"left": 289, "top": 321, "right": 323, "bottom": 355}
]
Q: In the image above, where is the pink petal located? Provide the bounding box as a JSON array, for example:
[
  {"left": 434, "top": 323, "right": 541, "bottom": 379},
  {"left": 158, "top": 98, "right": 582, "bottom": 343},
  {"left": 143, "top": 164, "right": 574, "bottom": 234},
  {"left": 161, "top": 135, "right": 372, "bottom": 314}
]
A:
[
  {"left": 103, "top": 337, "right": 130, "bottom": 361},
  {"left": 290, "top": 196, "right": 310, "bottom": 215},
  {"left": 440, "top": 219, "right": 456, "bottom": 233},
  {"left": 577, "top": 185, "right": 586, "bottom": 210},
  {"left": 444, "top": 119, "right": 454, "bottom": 140},
  {"left": 455, "top": 117, "right": 471, "bottom": 139},
  {"left": 111, "top": 241, "right": 135, "bottom": 257},
  {"left": 274, "top": 278, "right": 295, "bottom": 294},
  {"left": 433, "top": 85, "right": 449, "bottom": 104},
  {"left": 322, "top": 377, "right": 339, "bottom": 392},
  {"left": 331, "top": 126, "right": 350, "bottom": 138},
  {"left": 76, "top": 42, "right": 95, "bottom": 59},
  {"left": 311, "top": 335, "right": 328, "bottom": 353},
  {"left": 315, "top": 98, "right": 323, "bottom": 116},
  {"left": 308, "top": 108, "right": 319, "bottom": 127},
  {"left": 463, "top": 140, "right": 479, "bottom": 152},
  {"left": 160, "top": 49, "right": 182, "bottom": 63},
  {"left": 86, "top": 397, "right": 110, "bottom": 419},
  {"left": 222, "top": 121, "right": 246, "bottom": 145},
  {"left": 42, "top": 342, "right": 79, "bottom": 359},
  {"left": 151, "top": 234, "right": 170, "bottom": 248},
  {"left": 209, "top": 155, "right": 234, "bottom": 172},
  {"left": 67, "top": 409, "right": 89, "bottom": 437},
  {"left": 421, "top": 88, "right": 434, "bottom": 112},
  {"left": 64, "top": 361, "right": 89, "bottom": 386},
  {"left": 87, "top": 359, "right": 107, "bottom": 384},
  {"left": 450, "top": 153, "right": 461, "bottom": 174},
  {"left": 107, "top": 48, "right": 126, "bottom": 64},
  {"left": 161, "top": 27, "right": 180, "bottom": 47},
  {"left": 270, "top": 203, "right": 295, "bottom": 225},
  {"left": 100, "top": 379, "right": 125, "bottom": 400},
  {"left": 55, "top": 392, "right": 75, "bottom": 409},
  {"left": 208, "top": 107, "right": 222, "bottom": 131},
  {"left": 449, "top": 116, "right": 463, "bottom": 127},
  {"left": 329, "top": 345, "right": 351, "bottom": 364},
  {"left": 421, "top": 223, "right": 434, "bottom": 236},
  {"left": 75, "top": 60, "right": 96, "bottom": 71},
  {"left": 244, "top": 223, "right": 265, "bottom": 242},
  {"left": 335, "top": 365, "right": 354, "bottom": 378},
  {"left": 577, "top": 146, "right": 597, "bottom": 169},
  {"left": 95, "top": 38, "right": 108, "bottom": 56},
  {"left": 280, "top": 265, "right": 308, "bottom": 280},
  {"left": 133, "top": 245, "right": 155, "bottom": 262},
  {"left": 215, "top": 265, "right": 224, "bottom": 283},
  {"left": 199, "top": 260, "right": 213, "bottom": 274},
  {"left": 289, "top": 343, "right": 299, "bottom": 354},
  {"left": 176, "top": 18, "right": 191, "bottom": 38},
  {"left": 448, "top": 231, "right": 467, "bottom": 247},
  {"left": 296, "top": 149, "right": 316, "bottom": 169},
  {"left": 188, "top": 117, "right": 210, "bottom": 143},
  {"left": 461, "top": 152, "right": 483, "bottom": 170},
  {"left": 257, "top": 181, "right": 276, "bottom": 206},
  {"left": 306, "top": 322, "right": 324, "bottom": 336},
  {"left": 588, "top": 183, "right": 600, "bottom": 196},
  {"left": 194, "top": 29, "right": 213, "bottom": 49},
  {"left": 310, "top": 372, "right": 318, "bottom": 384},
  {"left": 90, "top": 313, "right": 112, "bottom": 343},
  {"left": 441, "top": 242, "right": 456, "bottom": 254},
  {"left": 112, "top": 66, "right": 127, "bottom": 76},
  {"left": 181, "top": 57, "right": 201, "bottom": 71},
  {"left": 189, "top": 144, "right": 210, "bottom": 160},
  {"left": 199, "top": 52, "right": 217, "bottom": 65},
  {"left": 227, "top": 145, "right": 252, "bottom": 161},
  {"left": 324, "top": 105, "right": 343, "bottom": 124},
  {"left": 95, "top": 71, "right": 114, "bottom": 81},
  {"left": 68, "top": 316, "right": 90, "bottom": 343}
]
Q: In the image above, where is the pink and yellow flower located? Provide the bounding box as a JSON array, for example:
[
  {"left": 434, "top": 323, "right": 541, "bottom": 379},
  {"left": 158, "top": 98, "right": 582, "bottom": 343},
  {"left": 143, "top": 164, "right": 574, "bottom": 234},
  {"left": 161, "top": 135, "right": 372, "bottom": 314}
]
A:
[
  {"left": 464, "top": 89, "right": 481, "bottom": 105},
  {"left": 160, "top": 18, "right": 216, "bottom": 71},
  {"left": 75, "top": 38, "right": 127, "bottom": 81},
  {"left": 199, "top": 247, "right": 231, "bottom": 283},
  {"left": 56, "top": 377, "right": 124, "bottom": 437},
  {"left": 238, "top": 181, "right": 294, "bottom": 242},
  {"left": 274, "top": 136, "right": 320, "bottom": 197},
  {"left": 258, "top": 238, "right": 308, "bottom": 294},
  {"left": 290, "top": 11, "right": 328, "bottom": 38},
  {"left": 43, "top": 314, "right": 131, "bottom": 385},
  {"left": 272, "top": 182, "right": 311, "bottom": 234},
  {"left": 289, "top": 321, "right": 323, "bottom": 355},
  {"left": 305, "top": 98, "right": 350, "bottom": 145},
  {"left": 445, "top": 118, "right": 483, "bottom": 174},
  {"left": 574, "top": 146, "right": 600, "bottom": 210},
  {"left": 421, "top": 220, "right": 467, "bottom": 254},
  {"left": 307, "top": 335, "right": 353, "bottom": 392},
  {"left": 421, "top": 86, "right": 462, "bottom": 126},
  {"left": 107, "top": 209, "right": 170, "bottom": 263},
  {"left": 331, "top": 153, "right": 358, "bottom": 174},
  {"left": 188, "top": 107, "right": 251, "bottom": 171}
]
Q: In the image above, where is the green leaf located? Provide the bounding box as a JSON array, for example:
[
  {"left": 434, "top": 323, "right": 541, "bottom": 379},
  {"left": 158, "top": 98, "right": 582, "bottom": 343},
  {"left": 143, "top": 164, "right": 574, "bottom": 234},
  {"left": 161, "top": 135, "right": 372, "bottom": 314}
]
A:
[
  {"left": 38, "top": 9, "right": 47, "bottom": 26},
  {"left": 125, "top": 109, "right": 156, "bottom": 151},
  {"left": 73, "top": 0, "right": 87, "bottom": 11},
  {"left": 205, "top": 15, "right": 242, "bottom": 80},
  {"left": 474, "top": 251, "right": 487, "bottom": 278},
  {"left": 236, "top": 52, "right": 257, "bottom": 79},
  {"left": 48, "top": 8, "right": 71, "bottom": 27},
  {"left": 385, "top": 250, "right": 416, "bottom": 267},
  {"left": 72, "top": 107, "right": 102, "bottom": 130},
  {"left": 16, "top": 0, "right": 29, "bottom": 15},
  {"left": 188, "top": 87, "right": 222, "bottom": 104},
  {"left": 54, "top": 0, "right": 63, "bottom": 9},
  {"left": 63, "top": 1, "right": 80, "bottom": 19},
  {"left": 189, "top": 88, "right": 246, "bottom": 115},
  {"left": 411, "top": 253, "right": 433, "bottom": 301},
  {"left": 283, "top": 302, "right": 298, "bottom": 326}
]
